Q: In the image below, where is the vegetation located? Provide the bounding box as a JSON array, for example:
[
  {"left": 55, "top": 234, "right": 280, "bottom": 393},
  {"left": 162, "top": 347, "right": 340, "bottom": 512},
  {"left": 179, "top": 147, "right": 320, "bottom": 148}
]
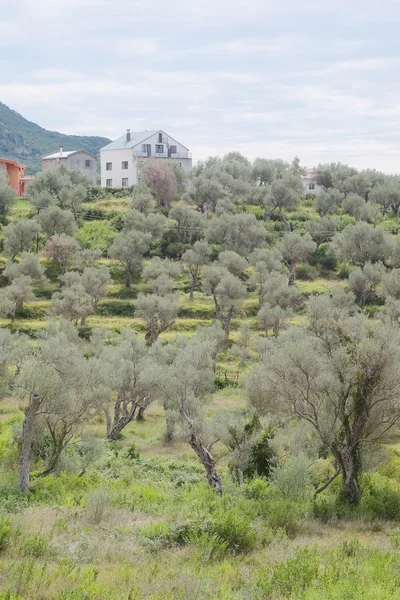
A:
[
  {"left": 2, "top": 158, "right": 400, "bottom": 597},
  {"left": 0, "top": 101, "right": 110, "bottom": 173}
]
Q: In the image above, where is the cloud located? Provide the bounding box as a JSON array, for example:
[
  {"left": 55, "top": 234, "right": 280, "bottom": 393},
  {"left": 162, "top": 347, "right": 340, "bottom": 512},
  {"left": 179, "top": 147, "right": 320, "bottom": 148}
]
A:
[{"left": 1, "top": 0, "right": 400, "bottom": 172}]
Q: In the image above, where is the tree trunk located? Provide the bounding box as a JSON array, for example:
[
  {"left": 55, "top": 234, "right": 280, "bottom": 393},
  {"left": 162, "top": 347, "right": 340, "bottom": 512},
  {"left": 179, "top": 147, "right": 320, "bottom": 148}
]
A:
[
  {"left": 189, "top": 433, "right": 223, "bottom": 494},
  {"left": 338, "top": 447, "right": 361, "bottom": 505},
  {"left": 288, "top": 265, "right": 296, "bottom": 286},
  {"left": 263, "top": 208, "right": 271, "bottom": 222},
  {"left": 107, "top": 410, "right": 137, "bottom": 441},
  {"left": 281, "top": 214, "right": 291, "bottom": 232},
  {"left": 20, "top": 393, "right": 41, "bottom": 493},
  {"left": 189, "top": 275, "right": 197, "bottom": 300},
  {"left": 125, "top": 270, "right": 131, "bottom": 289},
  {"left": 80, "top": 315, "right": 87, "bottom": 326},
  {"left": 136, "top": 406, "right": 145, "bottom": 421},
  {"left": 104, "top": 408, "right": 112, "bottom": 438},
  {"left": 224, "top": 307, "right": 234, "bottom": 342}
]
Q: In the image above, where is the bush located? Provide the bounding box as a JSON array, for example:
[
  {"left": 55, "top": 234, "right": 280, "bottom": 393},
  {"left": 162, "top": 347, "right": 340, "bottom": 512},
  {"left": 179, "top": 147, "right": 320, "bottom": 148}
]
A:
[
  {"left": 271, "top": 454, "right": 314, "bottom": 501},
  {"left": 295, "top": 264, "right": 319, "bottom": 281},
  {"left": 361, "top": 475, "right": 400, "bottom": 521},
  {"left": 141, "top": 508, "right": 258, "bottom": 555},
  {"left": 20, "top": 533, "right": 49, "bottom": 558},
  {"left": 0, "top": 515, "right": 12, "bottom": 551},
  {"left": 258, "top": 548, "right": 320, "bottom": 596},
  {"left": 261, "top": 498, "right": 301, "bottom": 535},
  {"left": 85, "top": 489, "right": 110, "bottom": 525},
  {"left": 208, "top": 509, "right": 258, "bottom": 554}
]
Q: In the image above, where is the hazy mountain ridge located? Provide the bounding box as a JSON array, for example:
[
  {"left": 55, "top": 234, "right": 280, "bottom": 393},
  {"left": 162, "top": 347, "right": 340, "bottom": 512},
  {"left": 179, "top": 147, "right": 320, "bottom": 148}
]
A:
[{"left": 0, "top": 102, "right": 110, "bottom": 173}]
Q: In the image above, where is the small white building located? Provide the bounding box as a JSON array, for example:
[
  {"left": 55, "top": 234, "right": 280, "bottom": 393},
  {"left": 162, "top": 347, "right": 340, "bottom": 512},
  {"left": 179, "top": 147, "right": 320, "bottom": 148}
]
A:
[
  {"left": 100, "top": 129, "right": 192, "bottom": 188},
  {"left": 301, "top": 167, "right": 323, "bottom": 196},
  {"left": 42, "top": 148, "right": 97, "bottom": 183}
]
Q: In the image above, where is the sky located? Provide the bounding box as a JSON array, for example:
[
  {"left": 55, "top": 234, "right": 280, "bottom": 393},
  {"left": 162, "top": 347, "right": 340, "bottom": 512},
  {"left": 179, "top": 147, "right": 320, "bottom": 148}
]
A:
[{"left": 1, "top": 0, "right": 400, "bottom": 171}]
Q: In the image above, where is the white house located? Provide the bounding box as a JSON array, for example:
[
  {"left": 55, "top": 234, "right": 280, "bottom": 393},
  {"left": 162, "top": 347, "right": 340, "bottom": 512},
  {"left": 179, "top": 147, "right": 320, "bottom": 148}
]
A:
[
  {"left": 301, "top": 167, "right": 323, "bottom": 196},
  {"left": 42, "top": 148, "right": 97, "bottom": 183},
  {"left": 100, "top": 129, "right": 192, "bottom": 188}
]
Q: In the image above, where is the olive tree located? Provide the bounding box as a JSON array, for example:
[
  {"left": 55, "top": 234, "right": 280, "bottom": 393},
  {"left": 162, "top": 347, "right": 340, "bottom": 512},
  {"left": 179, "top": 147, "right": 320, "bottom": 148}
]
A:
[
  {"left": 135, "top": 292, "right": 180, "bottom": 344},
  {"left": 141, "top": 159, "right": 177, "bottom": 209},
  {"left": 277, "top": 233, "right": 316, "bottom": 285},
  {"left": 0, "top": 275, "right": 34, "bottom": 321},
  {"left": 202, "top": 265, "right": 247, "bottom": 340},
  {"left": 218, "top": 250, "right": 248, "bottom": 278},
  {"left": 3, "top": 218, "right": 41, "bottom": 261},
  {"left": 182, "top": 241, "right": 212, "bottom": 299},
  {"left": 305, "top": 218, "right": 337, "bottom": 247},
  {"left": 248, "top": 248, "right": 283, "bottom": 308},
  {"left": 257, "top": 303, "right": 292, "bottom": 337},
  {"left": 37, "top": 205, "right": 76, "bottom": 238},
  {"left": 347, "top": 261, "right": 385, "bottom": 306},
  {"left": 109, "top": 230, "right": 150, "bottom": 288},
  {"left": 16, "top": 328, "right": 110, "bottom": 491},
  {"left": 262, "top": 173, "right": 302, "bottom": 230},
  {"left": 205, "top": 213, "right": 266, "bottom": 256},
  {"left": 0, "top": 172, "right": 17, "bottom": 216},
  {"left": 331, "top": 222, "right": 391, "bottom": 267},
  {"left": 123, "top": 209, "right": 168, "bottom": 239},
  {"left": 4, "top": 252, "right": 46, "bottom": 285},
  {"left": 26, "top": 166, "right": 90, "bottom": 214},
  {"left": 42, "top": 234, "right": 80, "bottom": 274},
  {"left": 130, "top": 184, "right": 155, "bottom": 213},
  {"left": 99, "top": 329, "right": 159, "bottom": 439},
  {"left": 154, "top": 336, "right": 223, "bottom": 493},
  {"left": 314, "top": 189, "right": 344, "bottom": 217},
  {"left": 169, "top": 205, "right": 206, "bottom": 244},
  {"left": 247, "top": 294, "right": 400, "bottom": 505}
]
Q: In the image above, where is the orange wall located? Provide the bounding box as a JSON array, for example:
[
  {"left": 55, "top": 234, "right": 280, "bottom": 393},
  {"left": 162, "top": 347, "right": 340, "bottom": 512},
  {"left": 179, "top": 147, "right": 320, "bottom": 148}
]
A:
[
  {"left": 0, "top": 161, "right": 26, "bottom": 195},
  {"left": 6, "top": 164, "right": 20, "bottom": 193}
]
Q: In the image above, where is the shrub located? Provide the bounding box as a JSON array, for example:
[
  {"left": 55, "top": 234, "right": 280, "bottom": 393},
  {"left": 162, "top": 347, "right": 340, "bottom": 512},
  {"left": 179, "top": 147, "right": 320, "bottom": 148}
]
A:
[
  {"left": 258, "top": 548, "right": 320, "bottom": 596},
  {"left": 85, "top": 489, "right": 110, "bottom": 525},
  {"left": 20, "top": 533, "right": 49, "bottom": 558},
  {"left": 208, "top": 509, "right": 258, "bottom": 554},
  {"left": 271, "top": 453, "right": 314, "bottom": 502},
  {"left": 295, "top": 264, "right": 319, "bottom": 281},
  {"left": 261, "top": 498, "right": 301, "bottom": 535},
  {"left": 0, "top": 516, "right": 12, "bottom": 551},
  {"left": 361, "top": 475, "right": 400, "bottom": 521}
]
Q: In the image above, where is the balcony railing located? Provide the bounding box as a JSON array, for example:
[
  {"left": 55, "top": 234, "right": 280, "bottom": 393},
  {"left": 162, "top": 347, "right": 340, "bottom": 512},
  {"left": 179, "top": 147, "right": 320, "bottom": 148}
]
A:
[{"left": 132, "top": 151, "right": 192, "bottom": 159}]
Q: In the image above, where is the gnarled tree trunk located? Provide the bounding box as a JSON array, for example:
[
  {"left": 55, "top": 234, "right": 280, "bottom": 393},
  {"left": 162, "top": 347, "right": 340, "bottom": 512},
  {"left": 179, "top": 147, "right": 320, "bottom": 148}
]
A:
[
  {"left": 20, "top": 393, "right": 41, "bottom": 493},
  {"left": 189, "top": 433, "right": 223, "bottom": 495}
]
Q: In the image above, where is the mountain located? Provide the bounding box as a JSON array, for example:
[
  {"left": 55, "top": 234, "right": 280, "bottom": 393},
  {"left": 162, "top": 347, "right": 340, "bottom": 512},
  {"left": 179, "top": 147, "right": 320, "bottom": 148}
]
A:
[{"left": 0, "top": 102, "right": 111, "bottom": 173}]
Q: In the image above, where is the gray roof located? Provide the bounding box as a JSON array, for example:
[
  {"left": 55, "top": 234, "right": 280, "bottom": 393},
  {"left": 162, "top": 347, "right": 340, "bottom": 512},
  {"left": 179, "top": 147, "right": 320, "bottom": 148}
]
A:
[
  {"left": 100, "top": 130, "right": 189, "bottom": 152},
  {"left": 42, "top": 150, "right": 97, "bottom": 160},
  {"left": 100, "top": 131, "right": 159, "bottom": 152}
]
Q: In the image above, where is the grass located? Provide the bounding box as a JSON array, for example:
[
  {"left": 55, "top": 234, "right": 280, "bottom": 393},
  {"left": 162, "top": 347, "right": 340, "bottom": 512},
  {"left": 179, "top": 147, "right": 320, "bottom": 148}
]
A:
[{"left": 3, "top": 193, "right": 400, "bottom": 598}]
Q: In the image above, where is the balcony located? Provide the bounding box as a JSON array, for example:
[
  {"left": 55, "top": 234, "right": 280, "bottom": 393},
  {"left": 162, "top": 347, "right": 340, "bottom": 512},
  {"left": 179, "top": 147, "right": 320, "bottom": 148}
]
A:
[{"left": 132, "top": 150, "right": 192, "bottom": 159}]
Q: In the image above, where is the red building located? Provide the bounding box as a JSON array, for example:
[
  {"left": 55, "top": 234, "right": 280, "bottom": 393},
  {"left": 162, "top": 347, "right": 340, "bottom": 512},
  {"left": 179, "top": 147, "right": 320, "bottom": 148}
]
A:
[{"left": 0, "top": 157, "right": 27, "bottom": 196}]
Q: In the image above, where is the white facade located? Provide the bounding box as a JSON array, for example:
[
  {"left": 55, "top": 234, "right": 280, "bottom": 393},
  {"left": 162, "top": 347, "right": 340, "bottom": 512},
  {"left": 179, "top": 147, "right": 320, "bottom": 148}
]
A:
[
  {"left": 301, "top": 168, "right": 323, "bottom": 196},
  {"left": 100, "top": 130, "right": 192, "bottom": 188}
]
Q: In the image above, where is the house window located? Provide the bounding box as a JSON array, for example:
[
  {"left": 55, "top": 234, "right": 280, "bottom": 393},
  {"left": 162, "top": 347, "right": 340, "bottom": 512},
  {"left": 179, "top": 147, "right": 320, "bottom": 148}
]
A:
[
  {"left": 85, "top": 160, "right": 91, "bottom": 168},
  {"left": 122, "top": 161, "right": 128, "bottom": 169},
  {"left": 309, "top": 183, "right": 315, "bottom": 190},
  {"left": 158, "top": 132, "right": 162, "bottom": 143},
  {"left": 170, "top": 145, "right": 177, "bottom": 154},
  {"left": 106, "top": 179, "right": 112, "bottom": 187},
  {"left": 155, "top": 144, "right": 164, "bottom": 154},
  {"left": 122, "top": 178, "right": 129, "bottom": 187},
  {"left": 106, "top": 162, "right": 112, "bottom": 171}
]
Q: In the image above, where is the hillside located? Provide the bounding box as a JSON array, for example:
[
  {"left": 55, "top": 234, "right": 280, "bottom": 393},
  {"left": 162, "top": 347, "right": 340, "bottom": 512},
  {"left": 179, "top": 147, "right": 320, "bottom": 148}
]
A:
[
  {"left": 3, "top": 159, "right": 400, "bottom": 598},
  {"left": 0, "top": 101, "right": 110, "bottom": 173}
]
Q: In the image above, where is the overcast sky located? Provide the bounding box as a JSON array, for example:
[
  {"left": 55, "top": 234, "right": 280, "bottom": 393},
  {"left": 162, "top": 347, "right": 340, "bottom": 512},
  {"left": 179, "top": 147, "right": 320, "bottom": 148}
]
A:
[{"left": 1, "top": 0, "right": 400, "bottom": 171}]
